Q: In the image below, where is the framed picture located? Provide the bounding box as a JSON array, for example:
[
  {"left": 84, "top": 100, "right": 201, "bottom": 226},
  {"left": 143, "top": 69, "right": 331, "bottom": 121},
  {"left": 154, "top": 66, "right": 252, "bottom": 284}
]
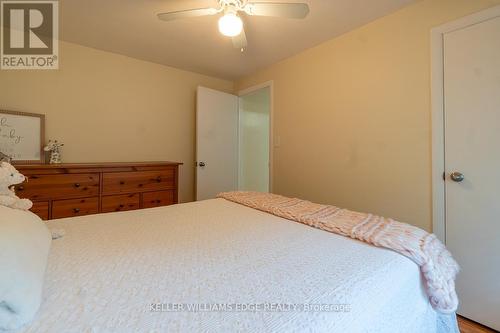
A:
[{"left": 0, "top": 110, "right": 45, "bottom": 164}]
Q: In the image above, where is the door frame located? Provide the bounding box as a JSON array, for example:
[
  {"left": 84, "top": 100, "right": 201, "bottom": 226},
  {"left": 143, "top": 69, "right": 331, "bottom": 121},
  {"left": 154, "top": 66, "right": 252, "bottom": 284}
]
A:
[
  {"left": 431, "top": 5, "right": 500, "bottom": 243},
  {"left": 237, "top": 81, "right": 274, "bottom": 192}
]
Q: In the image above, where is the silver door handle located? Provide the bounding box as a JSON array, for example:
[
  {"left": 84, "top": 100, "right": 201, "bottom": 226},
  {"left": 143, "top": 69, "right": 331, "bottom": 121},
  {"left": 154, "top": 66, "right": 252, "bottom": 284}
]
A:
[
  {"left": 450, "top": 172, "right": 464, "bottom": 182},
  {"left": 198, "top": 162, "right": 206, "bottom": 167}
]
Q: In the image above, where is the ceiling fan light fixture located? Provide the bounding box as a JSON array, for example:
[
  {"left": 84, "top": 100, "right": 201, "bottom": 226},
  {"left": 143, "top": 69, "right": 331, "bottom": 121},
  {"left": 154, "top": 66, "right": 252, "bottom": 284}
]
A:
[
  {"left": 158, "top": 1, "right": 310, "bottom": 50},
  {"left": 218, "top": 12, "right": 243, "bottom": 37}
]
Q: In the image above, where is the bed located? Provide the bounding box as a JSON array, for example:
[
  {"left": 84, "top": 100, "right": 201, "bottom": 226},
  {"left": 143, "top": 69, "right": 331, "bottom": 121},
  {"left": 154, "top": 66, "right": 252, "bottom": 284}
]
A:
[{"left": 16, "top": 198, "right": 458, "bottom": 333}]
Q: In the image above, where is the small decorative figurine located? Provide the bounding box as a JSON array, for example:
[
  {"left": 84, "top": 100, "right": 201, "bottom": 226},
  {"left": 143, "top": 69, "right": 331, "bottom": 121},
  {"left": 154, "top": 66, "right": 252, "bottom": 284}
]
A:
[
  {"left": 0, "top": 152, "right": 12, "bottom": 163},
  {"left": 44, "top": 140, "right": 64, "bottom": 164},
  {"left": 0, "top": 162, "right": 33, "bottom": 211}
]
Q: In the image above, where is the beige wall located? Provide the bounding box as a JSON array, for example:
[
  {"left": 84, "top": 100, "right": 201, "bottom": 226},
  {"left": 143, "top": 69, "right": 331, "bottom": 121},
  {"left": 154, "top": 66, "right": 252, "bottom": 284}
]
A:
[
  {"left": 0, "top": 41, "right": 233, "bottom": 203},
  {"left": 236, "top": 0, "right": 500, "bottom": 231},
  {"left": 2, "top": 0, "right": 498, "bottom": 226}
]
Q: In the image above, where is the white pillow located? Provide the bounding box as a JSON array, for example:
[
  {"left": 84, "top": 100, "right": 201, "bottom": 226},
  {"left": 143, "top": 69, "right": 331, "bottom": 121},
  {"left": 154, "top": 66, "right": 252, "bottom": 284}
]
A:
[{"left": 0, "top": 206, "right": 51, "bottom": 330}]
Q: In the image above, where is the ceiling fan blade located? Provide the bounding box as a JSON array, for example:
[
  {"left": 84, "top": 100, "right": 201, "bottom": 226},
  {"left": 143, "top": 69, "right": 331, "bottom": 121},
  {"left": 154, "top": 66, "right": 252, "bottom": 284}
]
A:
[
  {"left": 157, "top": 8, "right": 219, "bottom": 21},
  {"left": 244, "top": 2, "right": 309, "bottom": 19},
  {"left": 232, "top": 28, "right": 248, "bottom": 52}
]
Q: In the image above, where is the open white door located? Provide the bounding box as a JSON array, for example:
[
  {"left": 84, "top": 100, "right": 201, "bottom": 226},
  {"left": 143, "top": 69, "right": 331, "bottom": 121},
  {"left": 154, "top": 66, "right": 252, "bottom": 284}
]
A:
[{"left": 196, "top": 86, "right": 239, "bottom": 200}]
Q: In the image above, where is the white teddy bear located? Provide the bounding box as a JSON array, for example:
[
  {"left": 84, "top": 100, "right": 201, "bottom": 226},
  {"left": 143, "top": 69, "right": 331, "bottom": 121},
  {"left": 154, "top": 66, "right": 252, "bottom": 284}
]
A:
[{"left": 0, "top": 162, "right": 33, "bottom": 211}]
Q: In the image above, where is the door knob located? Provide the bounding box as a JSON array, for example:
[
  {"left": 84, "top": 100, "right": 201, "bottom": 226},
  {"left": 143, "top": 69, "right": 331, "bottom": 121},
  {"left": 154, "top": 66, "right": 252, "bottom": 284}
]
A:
[
  {"left": 198, "top": 162, "right": 206, "bottom": 167},
  {"left": 450, "top": 172, "right": 464, "bottom": 182}
]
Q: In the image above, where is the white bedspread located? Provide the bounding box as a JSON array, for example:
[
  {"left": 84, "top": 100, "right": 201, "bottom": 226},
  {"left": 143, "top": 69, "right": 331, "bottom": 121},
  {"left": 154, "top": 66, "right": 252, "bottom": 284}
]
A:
[{"left": 16, "top": 199, "right": 458, "bottom": 333}]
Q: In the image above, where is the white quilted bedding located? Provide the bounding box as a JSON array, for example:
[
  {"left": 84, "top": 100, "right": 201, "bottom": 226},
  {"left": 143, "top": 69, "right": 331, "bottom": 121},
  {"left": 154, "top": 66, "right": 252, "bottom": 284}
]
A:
[{"left": 16, "top": 199, "right": 458, "bottom": 333}]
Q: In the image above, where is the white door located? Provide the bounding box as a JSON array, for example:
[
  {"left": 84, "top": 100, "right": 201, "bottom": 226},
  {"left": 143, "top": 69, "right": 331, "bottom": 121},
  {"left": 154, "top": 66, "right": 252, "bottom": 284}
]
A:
[
  {"left": 196, "top": 86, "right": 238, "bottom": 200},
  {"left": 444, "top": 15, "right": 500, "bottom": 330}
]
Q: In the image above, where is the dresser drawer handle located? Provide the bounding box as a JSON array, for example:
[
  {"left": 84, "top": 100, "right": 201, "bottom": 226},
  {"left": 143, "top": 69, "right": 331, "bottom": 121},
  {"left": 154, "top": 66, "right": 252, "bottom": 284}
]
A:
[
  {"left": 120, "top": 181, "right": 125, "bottom": 185},
  {"left": 119, "top": 204, "right": 124, "bottom": 208},
  {"left": 73, "top": 208, "right": 80, "bottom": 213},
  {"left": 156, "top": 200, "right": 161, "bottom": 204},
  {"left": 156, "top": 176, "right": 162, "bottom": 182},
  {"left": 17, "top": 186, "right": 24, "bottom": 191},
  {"left": 74, "top": 183, "right": 81, "bottom": 188}
]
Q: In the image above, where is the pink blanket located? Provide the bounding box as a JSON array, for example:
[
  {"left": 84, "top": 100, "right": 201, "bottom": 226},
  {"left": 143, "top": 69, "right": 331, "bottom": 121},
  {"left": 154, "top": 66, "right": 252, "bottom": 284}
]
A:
[{"left": 217, "top": 191, "right": 459, "bottom": 314}]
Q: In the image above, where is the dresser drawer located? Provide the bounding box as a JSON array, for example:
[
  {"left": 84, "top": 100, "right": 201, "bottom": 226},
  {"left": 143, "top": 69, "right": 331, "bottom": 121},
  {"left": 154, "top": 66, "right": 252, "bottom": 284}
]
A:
[
  {"left": 102, "top": 194, "right": 140, "bottom": 213},
  {"left": 142, "top": 190, "right": 175, "bottom": 209},
  {"left": 30, "top": 201, "right": 49, "bottom": 220},
  {"left": 52, "top": 197, "right": 99, "bottom": 219},
  {"left": 15, "top": 162, "right": 181, "bottom": 220},
  {"left": 102, "top": 169, "right": 175, "bottom": 195},
  {"left": 16, "top": 173, "right": 100, "bottom": 201}
]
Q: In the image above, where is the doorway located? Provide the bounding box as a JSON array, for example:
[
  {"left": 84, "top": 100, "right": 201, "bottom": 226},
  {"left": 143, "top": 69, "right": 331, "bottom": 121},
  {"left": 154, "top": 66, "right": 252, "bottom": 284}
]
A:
[
  {"left": 238, "top": 85, "right": 271, "bottom": 193},
  {"left": 196, "top": 82, "right": 273, "bottom": 200}
]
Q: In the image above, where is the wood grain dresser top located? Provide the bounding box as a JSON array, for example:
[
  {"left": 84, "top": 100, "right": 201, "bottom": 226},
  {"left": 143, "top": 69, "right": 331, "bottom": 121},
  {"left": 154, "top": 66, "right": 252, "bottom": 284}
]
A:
[{"left": 15, "top": 161, "right": 183, "bottom": 170}]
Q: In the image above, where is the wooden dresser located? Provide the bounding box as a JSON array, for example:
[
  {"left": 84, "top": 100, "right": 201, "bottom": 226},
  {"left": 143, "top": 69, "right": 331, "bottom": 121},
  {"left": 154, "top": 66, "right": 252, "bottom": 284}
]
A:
[{"left": 15, "top": 162, "right": 182, "bottom": 220}]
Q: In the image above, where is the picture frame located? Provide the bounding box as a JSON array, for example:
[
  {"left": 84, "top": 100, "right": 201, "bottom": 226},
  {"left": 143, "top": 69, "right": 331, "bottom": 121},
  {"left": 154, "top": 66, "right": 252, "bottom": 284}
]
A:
[{"left": 0, "top": 110, "right": 45, "bottom": 164}]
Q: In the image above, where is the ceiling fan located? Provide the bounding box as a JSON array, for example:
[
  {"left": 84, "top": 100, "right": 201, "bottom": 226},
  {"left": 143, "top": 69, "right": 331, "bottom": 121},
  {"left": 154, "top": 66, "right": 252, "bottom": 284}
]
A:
[{"left": 157, "top": 0, "right": 310, "bottom": 52}]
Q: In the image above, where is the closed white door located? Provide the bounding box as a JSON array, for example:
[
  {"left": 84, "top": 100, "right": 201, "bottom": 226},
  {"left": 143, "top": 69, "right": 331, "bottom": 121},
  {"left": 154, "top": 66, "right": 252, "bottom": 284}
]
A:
[
  {"left": 196, "top": 86, "right": 238, "bottom": 200},
  {"left": 444, "top": 15, "right": 500, "bottom": 330}
]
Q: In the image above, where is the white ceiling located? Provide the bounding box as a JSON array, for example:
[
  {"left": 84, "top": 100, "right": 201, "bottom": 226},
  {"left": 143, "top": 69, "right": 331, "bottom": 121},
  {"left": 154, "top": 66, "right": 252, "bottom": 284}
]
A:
[{"left": 60, "top": 0, "right": 418, "bottom": 80}]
